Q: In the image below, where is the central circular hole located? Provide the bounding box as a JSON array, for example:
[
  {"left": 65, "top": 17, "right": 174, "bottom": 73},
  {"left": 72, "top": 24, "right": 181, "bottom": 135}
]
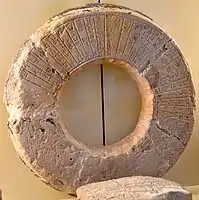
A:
[{"left": 58, "top": 61, "right": 142, "bottom": 147}]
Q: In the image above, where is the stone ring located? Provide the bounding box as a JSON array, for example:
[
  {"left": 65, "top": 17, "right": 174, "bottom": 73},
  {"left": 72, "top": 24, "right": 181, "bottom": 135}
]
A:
[{"left": 4, "top": 3, "right": 195, "bottom": 194}]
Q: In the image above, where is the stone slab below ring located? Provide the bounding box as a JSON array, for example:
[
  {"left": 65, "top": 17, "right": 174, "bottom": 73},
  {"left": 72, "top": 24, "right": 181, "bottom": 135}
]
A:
[{"left": 76, "top": 176, "right": 192, "bottom": 200}]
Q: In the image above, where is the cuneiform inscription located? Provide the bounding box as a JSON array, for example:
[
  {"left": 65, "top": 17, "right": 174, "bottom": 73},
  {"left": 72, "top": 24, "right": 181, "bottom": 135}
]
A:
[
  {"left": 158, "top": 105, "right": 193, "bottom": 115},
  {"left": 48, "top": 33, "right": 77, "bottom": 68},
  {"left": 65, "top": 21, "right": 89, "bottom": 62},
  {"left": 155, "top": 88, "right": 194, "bottom": 100},
  {"left": 151, "top": 41, "right": 180, "bottom": 69},
  {"left": 94, "top": 14, "right": 106, "bottom": 57},
  {"left": 17, "top": 13, "right": 194, "bottom": 104},
  {"left": 106, "top": 14, "right": 123, "bottom": 57},
  {"left": 20, "top": 66, "right": 57, "bottom": 94},
  {"left": 40, "top": 36, "right": 69, "bottom": 78},
  {"left": 122, "top": 20, "right": 140, "bottom": 61},
  {"left": 154, "top": 96, "right": 194, "bottom": 108},
  {"left": 155, "top": 109, "right": 194, "bottom": 122},
  {"left": 58, "top": 24, "right": 83, "bottom": 67},
  {"left": 19, "top": 47, "right": 64, "bottom": 94},
  {"left": 116, "top": 18, "right": 132, "bottom": 59},
  {"left": 157, "top": 117, "right": 194, "bottom": 144},
  {"left": 84, "top": 16, "right": 98, "bottom": 56},
  {"left": 142, "top": 41, "right": 180, "bottom": 79},
  {"left": 146, "top": 57, "right": 188, "bottom": 89},
  {"left": 75, "top": 18, "right": 93, "bottom": 59},
  {"left": 149, "top": 122, "right": 186, "bottom": 164},
  {"left": 134, "top": 31, "right": 171, "bottom": 72},
  {"left": 128, "top": 22, "right": 153, "bottom": 66},
  {"left": 154, "top": 78, "right": 191, "bottom": 93}
]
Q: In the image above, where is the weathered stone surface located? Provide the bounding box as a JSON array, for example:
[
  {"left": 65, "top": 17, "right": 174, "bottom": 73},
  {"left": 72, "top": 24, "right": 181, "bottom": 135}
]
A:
[
  {"left": 77, "top": 176, "right": 192, "bottom": 200},
  {"left": 4, "top": 3, "right": 195, "bottom": 194}
]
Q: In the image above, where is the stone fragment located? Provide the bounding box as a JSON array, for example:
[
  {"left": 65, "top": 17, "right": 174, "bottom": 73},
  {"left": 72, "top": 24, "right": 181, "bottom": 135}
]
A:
[{"left": 77, "top": 176, "right": 192, "bottom": 200}]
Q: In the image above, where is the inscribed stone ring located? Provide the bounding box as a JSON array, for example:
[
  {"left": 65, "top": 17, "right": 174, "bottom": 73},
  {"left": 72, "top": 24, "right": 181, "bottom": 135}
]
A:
[{"left": 4, "top": 3, "right": 195, "bottom": 194}]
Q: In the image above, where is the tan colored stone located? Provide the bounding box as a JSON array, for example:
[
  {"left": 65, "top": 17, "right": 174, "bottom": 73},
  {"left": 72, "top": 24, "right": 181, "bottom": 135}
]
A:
[
  {"left": 4, "top": 3, "right": 195, "bottom": 194},
  {"left": 77, "top": 176, "right": 192, "bottom": 200}
]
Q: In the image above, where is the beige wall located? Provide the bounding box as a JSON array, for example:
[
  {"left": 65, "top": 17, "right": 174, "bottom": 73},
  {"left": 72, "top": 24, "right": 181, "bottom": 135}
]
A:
[{"left": 1, "top": 0, "right": 199, "bottom": 200}]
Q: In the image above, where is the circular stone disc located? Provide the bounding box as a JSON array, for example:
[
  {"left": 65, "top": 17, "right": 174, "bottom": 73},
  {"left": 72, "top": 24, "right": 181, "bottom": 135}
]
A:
[{"left": 4, "top": 3, "right": 196, "bottom": 194}]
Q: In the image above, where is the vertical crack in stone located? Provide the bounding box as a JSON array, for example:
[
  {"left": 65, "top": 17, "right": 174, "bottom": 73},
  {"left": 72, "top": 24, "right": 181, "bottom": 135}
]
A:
[{"left": 154, "top": 121, "right": 186, "bottom": 147}]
